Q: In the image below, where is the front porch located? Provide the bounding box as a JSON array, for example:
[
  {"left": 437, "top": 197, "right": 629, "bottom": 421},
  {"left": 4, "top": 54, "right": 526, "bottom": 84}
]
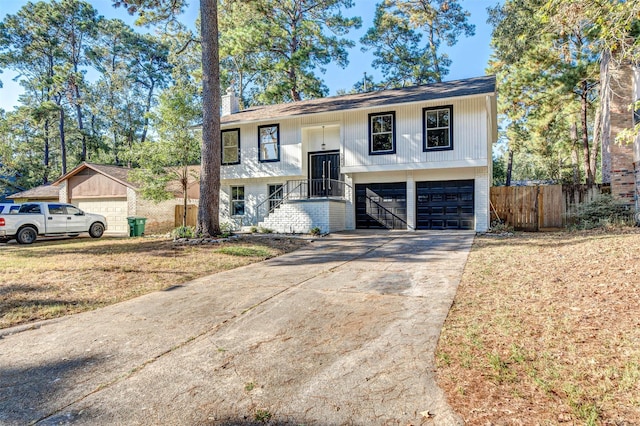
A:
[{"left": 255, "top": 178, "right": 350, "bottom": 234}]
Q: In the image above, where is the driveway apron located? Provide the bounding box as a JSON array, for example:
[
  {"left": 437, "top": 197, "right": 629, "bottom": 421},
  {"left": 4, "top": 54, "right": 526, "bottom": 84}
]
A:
[{"left": 0, "top": 231, "right": 474, "bottom": 425}]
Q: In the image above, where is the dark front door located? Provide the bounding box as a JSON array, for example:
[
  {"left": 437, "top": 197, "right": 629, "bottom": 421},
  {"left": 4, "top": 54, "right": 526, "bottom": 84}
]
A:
[
  {"left": 416, "top": 180, "right": 474, "bottom": 230},
  {"left": 309, "top": 151, "right": 340, "bottom": 197},
  {"left": 355, "top": 183, "right": 407, "bottom": 229}
]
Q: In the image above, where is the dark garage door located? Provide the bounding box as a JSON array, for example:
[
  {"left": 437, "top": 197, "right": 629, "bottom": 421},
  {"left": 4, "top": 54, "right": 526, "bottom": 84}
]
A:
[
  {"left": 356, "top": 183, "right": 407, "bottom": 229},
  {"left": 416, "top": 180, "right": 474, "bottom": 230}
]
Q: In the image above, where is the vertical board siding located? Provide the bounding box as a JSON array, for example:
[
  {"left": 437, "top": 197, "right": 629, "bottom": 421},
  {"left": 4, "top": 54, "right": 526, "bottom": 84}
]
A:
[
  {"left": 342, "top": 97, "right": 487, "bottom": 168},
  {"left": 222, "top": 97, "right": 489, "bottom": 178},
  {"left": 221, "top": 121, "right": 303, "bottom": 180}
]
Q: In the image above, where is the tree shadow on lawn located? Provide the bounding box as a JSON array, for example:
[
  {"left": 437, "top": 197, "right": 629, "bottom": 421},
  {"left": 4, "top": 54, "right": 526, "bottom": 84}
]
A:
[{"left": 5, "top": 238, "right": 193, "bottom": 259}]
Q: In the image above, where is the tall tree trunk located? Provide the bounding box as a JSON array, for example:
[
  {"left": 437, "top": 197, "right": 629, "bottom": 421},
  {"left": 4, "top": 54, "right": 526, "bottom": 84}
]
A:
[
  {"left": 428, "top": 26, "right": 441, "bottom": 82},
  {"left": 570, "top": 122, "right": 580, "bottom": 184},
  {"left": 197, "top": 0, "right": 221, "bottom": 237},
  {"left": 73, "top": 80, "right": 87, "bottom": 162},
  {"left": 113, "top": 130, "right": 119, "bottom": 165},
  {"left": 506, "top": 149, "right": 513, "bottom": 186},
  {"left": 59, "top": 106, "right": 67, "bottom": 175},
  {"left": 599, "top": 49, "right": 612, "bottom": 184},
  {"left": 140, "top": 79, "right": 155, "bottom": 144},
  {"left": 581, "top": 81, "right": 593, "bottom": 186},
  {"left": 182, "top": 165, "right": 188, "bottom": 227},
  {"left": 43, "top": 119, "right": 50, "bottom": 184},
  {"left": 590, "top": 107, "right": 601, "bottom": 182}
]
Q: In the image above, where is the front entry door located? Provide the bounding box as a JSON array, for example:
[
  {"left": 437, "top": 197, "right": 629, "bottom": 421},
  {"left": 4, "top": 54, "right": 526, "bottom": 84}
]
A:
[{"left": 309, "top": 151, "right": 340, "bottom": 197}]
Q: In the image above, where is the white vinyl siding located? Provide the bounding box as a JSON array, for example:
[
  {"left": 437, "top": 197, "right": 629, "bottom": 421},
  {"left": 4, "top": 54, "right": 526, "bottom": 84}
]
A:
[
  {"left": 221, "top": 112, "right": 343, "bottom": 181},
  {"left": 341, "top": 97, "right": 488, "bottom": 172}
]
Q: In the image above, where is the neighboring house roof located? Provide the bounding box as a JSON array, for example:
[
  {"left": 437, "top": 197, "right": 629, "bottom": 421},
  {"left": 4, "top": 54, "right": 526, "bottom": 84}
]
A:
[
  {"left": 52, "top": 162, "right": 137, "bottom": 189},
  {"left": 221, "top": 75, "right": 496, "bottom": 125},
  {"left": 8, "top": 183, "right": 59, "bottom": 200}
]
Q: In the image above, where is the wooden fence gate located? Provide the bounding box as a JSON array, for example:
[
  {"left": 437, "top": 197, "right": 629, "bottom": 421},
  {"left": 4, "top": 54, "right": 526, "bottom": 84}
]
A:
[
  {"left": 490, "top": 185, "right": 604, "bottom": 231},
  {"left": 175, "top": 204, "right": 197, "bottom": 227}
]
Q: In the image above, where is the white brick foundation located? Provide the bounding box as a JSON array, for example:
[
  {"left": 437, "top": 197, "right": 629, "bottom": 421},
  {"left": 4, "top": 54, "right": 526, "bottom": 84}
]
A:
[{"left": 259, "top": 199, "right": 346, "bottom": 234}]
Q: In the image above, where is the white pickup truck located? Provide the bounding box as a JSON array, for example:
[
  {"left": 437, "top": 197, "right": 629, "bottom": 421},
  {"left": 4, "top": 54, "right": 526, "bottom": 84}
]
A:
[{"left": 0, "top": 202, "right": 107, "bottom": 244}]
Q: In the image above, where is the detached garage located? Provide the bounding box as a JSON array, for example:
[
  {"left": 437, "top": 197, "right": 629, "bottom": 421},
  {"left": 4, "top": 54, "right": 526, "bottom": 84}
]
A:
[
  {"left": 55, "top": 163, "right": 135, "bottom": 235},
  {"left": 53, "top": 162, "right": 201, "bottom": 235}
]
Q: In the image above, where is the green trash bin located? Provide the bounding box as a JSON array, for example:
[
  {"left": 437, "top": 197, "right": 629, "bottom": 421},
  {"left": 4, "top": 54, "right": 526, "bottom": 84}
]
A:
[{"left": 127, "top": 217, "right": 147, "bottom": 237}]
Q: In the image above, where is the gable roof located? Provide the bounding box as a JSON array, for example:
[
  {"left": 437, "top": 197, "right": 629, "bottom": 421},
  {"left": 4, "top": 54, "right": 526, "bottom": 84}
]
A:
[
  {"left": 52, "top": 162, "right": 136, "bottom": 189},
  {"left": 8, "top": 183, "right": 59, "bottom": 200},
  {"left": 221, "top": 75, "right": 496, "bottom": 125}
]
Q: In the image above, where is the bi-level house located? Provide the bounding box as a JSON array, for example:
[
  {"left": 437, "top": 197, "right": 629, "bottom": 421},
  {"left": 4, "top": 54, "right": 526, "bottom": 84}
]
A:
[{"left": 219, "top": 75, "right": 497, "bottom": 233}]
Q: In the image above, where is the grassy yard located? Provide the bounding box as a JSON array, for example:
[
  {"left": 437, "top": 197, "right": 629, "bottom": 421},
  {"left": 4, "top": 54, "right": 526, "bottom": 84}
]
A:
[
  {"left": 437, "top": 229, "right": 640, "bottom": 425},
  {"left": 0, "top": 235, "right": 307, "bottom": 329}
]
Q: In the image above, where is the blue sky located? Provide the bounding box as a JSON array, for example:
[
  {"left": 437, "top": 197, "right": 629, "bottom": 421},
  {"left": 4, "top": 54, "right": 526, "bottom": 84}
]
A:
[{"left": 0, "top": 0, "right": 499, "bottom": 111}]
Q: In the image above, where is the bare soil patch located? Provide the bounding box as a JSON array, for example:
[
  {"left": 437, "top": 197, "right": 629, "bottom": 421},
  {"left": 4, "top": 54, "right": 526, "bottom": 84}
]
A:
[
  {"left": 436, "top": 229, "right": 640, "bottom": 425},
  {"left": 0, "top": 235, "right": 307, "bottom": 329}
]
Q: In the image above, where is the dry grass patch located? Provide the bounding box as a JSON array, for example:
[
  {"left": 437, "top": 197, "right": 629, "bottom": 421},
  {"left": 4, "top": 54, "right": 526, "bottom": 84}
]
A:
[
  {"left": 0, "top": 235, "right": 307, "bottom": 329},
  {"left": 437, "top": 229, "right": 640, "bottom": 425}
]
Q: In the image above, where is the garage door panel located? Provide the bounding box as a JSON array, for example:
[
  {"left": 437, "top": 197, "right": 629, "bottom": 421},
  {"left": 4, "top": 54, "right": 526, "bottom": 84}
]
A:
[
  {"left": 73, "top": 198, "right": 128, "bottom": 234},
  {"left": 416, "top": 180, "right": 474, "bottom": 230},
  {"left": 356, "top": 183, "right": 407, "bottom": 230}
]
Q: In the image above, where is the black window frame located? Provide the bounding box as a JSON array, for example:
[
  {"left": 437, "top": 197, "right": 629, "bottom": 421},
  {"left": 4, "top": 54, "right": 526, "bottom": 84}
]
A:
[
  {"left": 221, "top": 128, "right": 241, "bottom": 165},
  {"left": 230, "top": 185, "right": 245, "bottom": 216},
  {"left": 423, "top": 105, "right": 454, "bottom": 152},
  {"left": 634, "top": 99, "right": 640, "bottom": 126},
  {"left": 258, "top": 124, "right": 280, "bottom": 163},
  {"left": 368, "top": 111, "right": 396, "bottom": 155}
]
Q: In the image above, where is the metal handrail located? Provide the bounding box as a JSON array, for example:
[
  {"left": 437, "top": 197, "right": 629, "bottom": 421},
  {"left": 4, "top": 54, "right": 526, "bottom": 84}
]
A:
[
  {"left": 254, "top": 178, "right": 351, "bottom": 225},
  {"left": 364, "top": 194, "right": 408, "bottom": 229}
]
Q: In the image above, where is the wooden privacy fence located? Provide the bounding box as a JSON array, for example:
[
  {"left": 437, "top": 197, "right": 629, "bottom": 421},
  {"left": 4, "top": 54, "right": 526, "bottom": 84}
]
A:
[
  {"left": 490, "top": 185, "right": 604, "bottom": 231},
  {"left": 175, "top": 204, "right": 197, "bottom": 227}
]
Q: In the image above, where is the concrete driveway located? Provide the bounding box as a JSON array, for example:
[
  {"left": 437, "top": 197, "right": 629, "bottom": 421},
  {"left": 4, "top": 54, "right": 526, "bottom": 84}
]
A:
[{"left": 0, "top": 231, "right": 473, "bottom": 425}]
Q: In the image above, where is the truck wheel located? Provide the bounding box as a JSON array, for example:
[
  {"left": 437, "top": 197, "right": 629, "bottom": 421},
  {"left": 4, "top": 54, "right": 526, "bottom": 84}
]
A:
[
  {"left": 16, "top": 226, "right": 37, "bottom": 244},
  {"left": 89, "top": 222, "right": 105, "bottom": 238}
]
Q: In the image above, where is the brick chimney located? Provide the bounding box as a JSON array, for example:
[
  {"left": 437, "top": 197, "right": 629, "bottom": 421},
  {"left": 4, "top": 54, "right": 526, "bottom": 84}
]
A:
[{"left": 221, "top": 87, "right": 239, "bottom": 117}]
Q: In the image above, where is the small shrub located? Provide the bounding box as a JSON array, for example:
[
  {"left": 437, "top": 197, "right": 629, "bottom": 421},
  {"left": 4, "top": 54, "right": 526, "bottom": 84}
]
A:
[
  {"left": 309, "top": 226, "right": 322, "bottom": 236},
  {"left": 488, "top": 220, "right": 512, "bottom": 234},
  {"left": 258, "top": 226, "right": 273, "bottom": 234},
  {"left": 220, "top": 222, "right": 236, "bottom": 234},
  {"left": 569, "top": 194, "right": 634, "bottom": 229},
  {"left": 219, "top": 221, "right": 235, "bottom": 236},
  {"left": 250, "top": 226, "right": 258, "bottom": 233},
  {"left": 254, "top": 409, "right": 272, "bottom": 423},
  {"left": 172, "top": 226, "right": 196, "bottom": 239}
]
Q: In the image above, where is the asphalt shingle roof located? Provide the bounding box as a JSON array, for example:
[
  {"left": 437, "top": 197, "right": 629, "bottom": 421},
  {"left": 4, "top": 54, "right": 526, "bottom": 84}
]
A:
[
  {"left": 8, "top": 184, "right": 59, "bottom": 199},
  {"left": 221, "top": 75, "right": 496, "bottom": 125}
]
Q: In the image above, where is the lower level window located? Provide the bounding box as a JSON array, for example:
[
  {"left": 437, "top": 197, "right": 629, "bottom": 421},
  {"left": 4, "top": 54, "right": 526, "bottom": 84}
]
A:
[{"left": 231, "top": 186, "right": 245, "bottom": 216}]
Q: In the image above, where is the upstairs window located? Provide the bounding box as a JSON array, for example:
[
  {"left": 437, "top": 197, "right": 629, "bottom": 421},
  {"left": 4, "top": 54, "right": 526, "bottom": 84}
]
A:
[
  {"left": 423, "top": 105, "right": 453, "bottom": 151},
  {"left": 369, "top": 112, "right": 396, "bottom": 154},
  {"left": 221, "top": 128, "right": 241, "bottom": 165},
  {"left": 258, "top": 124, "right": 280, "bottom": 162},
  {"left": 230, "top": 186, "right": 245, "bottom": 216}
]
